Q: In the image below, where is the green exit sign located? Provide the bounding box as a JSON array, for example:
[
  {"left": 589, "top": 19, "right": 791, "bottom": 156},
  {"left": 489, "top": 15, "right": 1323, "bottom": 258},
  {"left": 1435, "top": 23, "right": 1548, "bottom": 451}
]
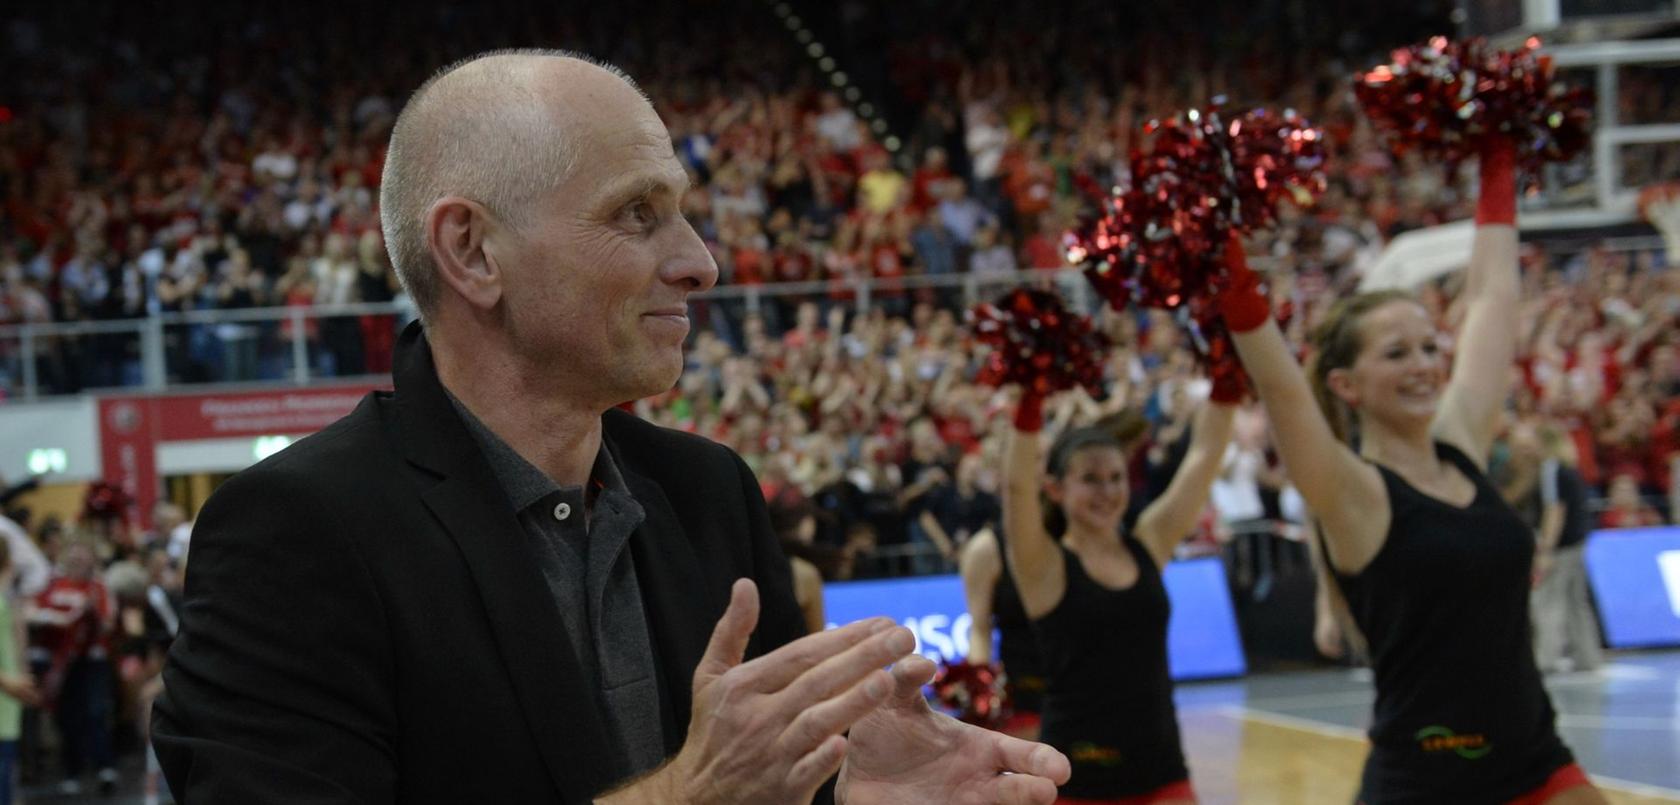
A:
[
  {"left": 252, "top": 435, "right": 294, "bottom": 461},
  {"left": 27, "top": 448, "right": 67, "bottom": 475}
]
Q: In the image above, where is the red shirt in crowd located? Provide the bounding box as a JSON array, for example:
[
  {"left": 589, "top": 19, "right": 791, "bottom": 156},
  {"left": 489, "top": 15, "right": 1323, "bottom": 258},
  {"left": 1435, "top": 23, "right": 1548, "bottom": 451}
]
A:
[
  {"left": 1021, "top": 231, "right": 1063, "bottom": 270},
  {"left": 732, "top": 246, "right": 769, "bottom": 285},
  {"left": 1598, "top": 507, "right": 1662, "bottom": 530},
  {"left": 773, "top": 246, "right": 815, "bottom": 283},
  {"left": 909, "top": 166, "right": 953, "bottom": 213},
  {"left": 1648, "top": 399, "right": 1680, "bottom": 493},
  {"left": 34, "top": 575, "right": 115, "bottom": 661}
]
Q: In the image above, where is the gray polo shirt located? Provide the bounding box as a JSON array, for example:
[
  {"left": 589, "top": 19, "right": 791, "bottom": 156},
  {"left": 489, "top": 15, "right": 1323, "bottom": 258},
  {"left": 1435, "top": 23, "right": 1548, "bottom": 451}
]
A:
[{"left": 450, "top": 399, "right": 664, "bottom": 774}]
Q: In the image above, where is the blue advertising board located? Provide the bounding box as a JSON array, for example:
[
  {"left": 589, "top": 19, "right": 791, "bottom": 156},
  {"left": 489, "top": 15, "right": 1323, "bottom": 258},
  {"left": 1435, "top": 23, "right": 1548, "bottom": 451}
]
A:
[
  {"left": 822, "top": 556, "right": 1247, "bottom": 681},
  {"left": 1583, "top": 526, "right": 1680, "bottom": 649}
]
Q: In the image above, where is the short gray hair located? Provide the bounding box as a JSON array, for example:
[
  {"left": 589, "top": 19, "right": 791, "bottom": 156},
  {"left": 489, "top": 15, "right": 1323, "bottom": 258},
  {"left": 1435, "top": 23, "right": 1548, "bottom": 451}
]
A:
[{"left": 378, "top": 49, "right": 642, "bottom": 320}]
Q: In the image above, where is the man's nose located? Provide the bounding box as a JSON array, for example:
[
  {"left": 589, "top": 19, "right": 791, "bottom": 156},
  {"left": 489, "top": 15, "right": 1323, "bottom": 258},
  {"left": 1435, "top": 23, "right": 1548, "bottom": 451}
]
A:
[{"left": 661, "top": 219, "right": 718, "bottom": 292}]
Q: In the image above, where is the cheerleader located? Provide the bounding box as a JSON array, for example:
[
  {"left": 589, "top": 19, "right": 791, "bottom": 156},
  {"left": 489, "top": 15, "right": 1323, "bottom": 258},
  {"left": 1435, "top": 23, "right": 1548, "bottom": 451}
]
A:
[
  {"left": 1002, "top": 385, "right": 1235, "bottom": 803},
  {"left": 960, "top": 526, "right": 1046, "bottom": 739},
  {"left": 1221, "top": 139, "right": 1604, "bottom": 804}
]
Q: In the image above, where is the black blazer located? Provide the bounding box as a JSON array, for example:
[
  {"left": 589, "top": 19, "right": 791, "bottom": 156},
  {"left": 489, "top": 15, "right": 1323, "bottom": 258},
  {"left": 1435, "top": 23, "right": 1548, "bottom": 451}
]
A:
[{"left": 153, "top": 324, "right": 809, "bottom": 803}]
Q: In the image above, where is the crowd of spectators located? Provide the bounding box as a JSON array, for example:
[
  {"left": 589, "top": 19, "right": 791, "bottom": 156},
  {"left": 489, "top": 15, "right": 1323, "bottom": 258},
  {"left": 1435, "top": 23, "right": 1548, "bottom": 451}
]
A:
[
  {"left": 0, "top": 0, "right": 818, "bottom": 391},
  {"left": 0, "top": 482, "right": 184, "bottom": 796},
  {"left": 0, "top": 3, "right": 1674, "bottom": 797},
  {"left": 671, "top": 1, "right": 1677, "bottom": 569},
  {"left": 1, "top": 0, "right": 1677, "bottom": 570}
]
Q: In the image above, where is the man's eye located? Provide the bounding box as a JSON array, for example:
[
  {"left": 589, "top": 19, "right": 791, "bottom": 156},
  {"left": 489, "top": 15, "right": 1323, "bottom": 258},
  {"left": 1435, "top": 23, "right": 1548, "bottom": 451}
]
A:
[{"left": 621, "top": 201, "right": 657, "bottom": 228}]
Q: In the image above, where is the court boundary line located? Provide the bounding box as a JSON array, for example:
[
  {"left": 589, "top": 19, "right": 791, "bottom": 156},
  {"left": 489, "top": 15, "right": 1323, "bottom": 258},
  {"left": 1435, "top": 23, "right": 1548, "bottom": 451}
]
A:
[
  {"left": 1238, "top": 690, "right": 1374, "bottom": 710},
  {"left": 1556, "top": 713, "right": 1680, "bottom": 731},
  {"left": 1213, "top": 706, "right": 1680, "bottom": 801}
]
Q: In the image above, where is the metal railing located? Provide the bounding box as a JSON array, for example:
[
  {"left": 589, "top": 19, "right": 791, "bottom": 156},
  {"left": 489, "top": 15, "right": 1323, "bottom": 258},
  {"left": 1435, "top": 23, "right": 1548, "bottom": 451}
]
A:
[
  {"left": 0, "top": 269, "right": 1098, "bottom": 402},
  {"left": 0, "top": 231, "right": 1668, "bottom": 402}
]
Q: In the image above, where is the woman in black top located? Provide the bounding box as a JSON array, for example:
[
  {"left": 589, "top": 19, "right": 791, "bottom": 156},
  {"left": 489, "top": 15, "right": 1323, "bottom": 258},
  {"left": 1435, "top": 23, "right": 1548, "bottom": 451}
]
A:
[
  {"left": 1221, "top": 139, "right": 1603, "bottom": 804},
  {"left": 1001, "top": 393, "right": 1233, "bottom": 803},
  {"left": 959, "top": 526, "right": 1047, "bottom": 739}
]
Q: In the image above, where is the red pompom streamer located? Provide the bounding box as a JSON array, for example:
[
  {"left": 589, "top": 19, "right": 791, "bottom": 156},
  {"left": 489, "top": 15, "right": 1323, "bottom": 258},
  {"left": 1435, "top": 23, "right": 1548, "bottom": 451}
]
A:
[
  {"left": 969, "top": 288, "right": 1109, "bottom": 401},
  {"left": 1354, "top": 36, "right": 1592, "bottom": 182},
  {"left": 1063, "top": 103, "right": 1320, "bottom": 397},
  {"left": 1066, "top": 104, "right": 1324, "bottom": 311},
  {"left": 929, "top": 659, "right": 1009, "bottom": 729}
]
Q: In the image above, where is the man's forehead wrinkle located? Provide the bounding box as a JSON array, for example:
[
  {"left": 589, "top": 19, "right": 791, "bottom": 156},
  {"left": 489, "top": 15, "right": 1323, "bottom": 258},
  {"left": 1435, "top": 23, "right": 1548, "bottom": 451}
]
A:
[
  {"left": 562, "top": 103, "right": 679, "bottom": 182},
  {"left": 591, "top": 161, "right": 690, "bottom": 211}
]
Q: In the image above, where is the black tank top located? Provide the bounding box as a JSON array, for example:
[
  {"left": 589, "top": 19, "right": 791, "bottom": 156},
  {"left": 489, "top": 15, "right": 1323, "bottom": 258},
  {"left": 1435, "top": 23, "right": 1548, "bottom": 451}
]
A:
[
  {"left": 1032, "top": 534, "right": 1186, "bottom": 798},
  {"left": 1330, "top": 442, "right": 1572, "bottom": 803},
  {"left": 991, "top": 530, "right": 1045, "bottom": 713}
]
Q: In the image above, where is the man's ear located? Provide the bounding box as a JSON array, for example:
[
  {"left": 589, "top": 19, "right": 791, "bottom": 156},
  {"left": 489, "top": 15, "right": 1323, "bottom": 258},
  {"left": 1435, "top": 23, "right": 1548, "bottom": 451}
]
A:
[{"left": 426, "top": 196, "right": 504, "bottom": 311}]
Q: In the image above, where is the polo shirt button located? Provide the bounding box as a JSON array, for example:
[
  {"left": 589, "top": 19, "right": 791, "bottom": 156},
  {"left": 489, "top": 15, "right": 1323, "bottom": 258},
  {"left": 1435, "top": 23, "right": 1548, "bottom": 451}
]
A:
[{"left": 553, "top": 502, "right": 572, "bottom": 521}]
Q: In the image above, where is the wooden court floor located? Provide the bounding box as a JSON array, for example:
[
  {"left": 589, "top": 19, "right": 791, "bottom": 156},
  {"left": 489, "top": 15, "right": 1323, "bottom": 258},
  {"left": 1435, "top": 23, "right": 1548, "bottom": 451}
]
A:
[{"left": 1176, "top": 706, "right": 1680, "bottom": 804}]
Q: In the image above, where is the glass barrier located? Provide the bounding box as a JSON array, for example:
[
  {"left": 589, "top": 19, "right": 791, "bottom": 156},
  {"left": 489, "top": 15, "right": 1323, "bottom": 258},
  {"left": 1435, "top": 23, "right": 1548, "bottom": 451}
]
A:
[
  {"left": 1547, "top": 40, "right": 1680, "bottom": 210},
  {"left": 0, "top": 244, "right": 1666, "bottom": 403},
  {"left": 159, "top": 316, "right": 280, "bottom": 385},
  {"left": 0, "top": 334, "right": 22, "bottom": 401},
  {"left": 1617, "top": 61, "right": 1680, "bottom": 126},
  {"left": 1618, "top": 140, "right": 1680, "bottom": 190},
  {"left": 0, "top": 321, "right": 149, "bottom": 399}
]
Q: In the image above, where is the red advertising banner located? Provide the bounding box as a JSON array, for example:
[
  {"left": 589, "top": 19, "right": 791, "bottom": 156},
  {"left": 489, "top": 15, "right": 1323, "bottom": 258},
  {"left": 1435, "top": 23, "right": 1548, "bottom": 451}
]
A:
[
  {"left": 154, "top": 385, "right": 380, "bottom": 441},
  {"left": 97, "top": 397, "right": 160, "bottom": 536},
  {"left": 97, "top": 384, "right": 384, "bottom": 529}
]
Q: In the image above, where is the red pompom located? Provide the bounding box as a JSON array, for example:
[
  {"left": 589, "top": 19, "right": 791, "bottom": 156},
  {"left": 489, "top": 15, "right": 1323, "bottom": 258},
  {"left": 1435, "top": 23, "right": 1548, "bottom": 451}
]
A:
[
  {"left": 1063, "top": 104, "right": 1314, "bottom": 396},
  {"left": 930, "top": 659, "right": 1009, "bottom": 728},
  {"left": 82, "top": 481, "right": 131, "bottom": 522},
  {"left": 1354, "top": 36, "right": 1593, "bottom": 183},
  {"left": 970, "top": 287, "right": 1110, "bottom": 401},
  {"left": 1065, "top": 104, "right": 1322, "bottom": 309}
]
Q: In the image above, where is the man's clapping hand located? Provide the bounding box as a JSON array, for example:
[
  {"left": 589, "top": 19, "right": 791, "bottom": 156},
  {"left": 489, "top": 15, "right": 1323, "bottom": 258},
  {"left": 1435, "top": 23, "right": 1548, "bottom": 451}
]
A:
[
  {"left": 837, "top": 655, "right": 1070, "bottom": 805},
  {"left": 601, "top": 578, "right": 916, "bottom": 805},
  {"left": 602, "top": 578, "right": 1071, "bottom": 805}
]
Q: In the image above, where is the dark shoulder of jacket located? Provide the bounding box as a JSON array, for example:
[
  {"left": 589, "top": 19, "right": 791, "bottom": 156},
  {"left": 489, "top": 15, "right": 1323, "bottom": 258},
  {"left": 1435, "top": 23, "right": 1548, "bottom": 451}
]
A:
[
  {"left": 602, "top": 407, "right": 737, "bottom": 479},
  {"left": 210, "top": 393, "right": 393, "bottom": 510}
]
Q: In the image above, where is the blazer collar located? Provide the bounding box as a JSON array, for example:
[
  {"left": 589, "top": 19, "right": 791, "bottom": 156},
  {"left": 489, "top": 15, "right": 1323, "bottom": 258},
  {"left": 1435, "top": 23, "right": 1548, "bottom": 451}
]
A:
[
  {"left": 391, "top": 322, "right": 621, "bottom": 798},
  {"left": 607, "top": 430, "right": 711, "bottom": 754}
]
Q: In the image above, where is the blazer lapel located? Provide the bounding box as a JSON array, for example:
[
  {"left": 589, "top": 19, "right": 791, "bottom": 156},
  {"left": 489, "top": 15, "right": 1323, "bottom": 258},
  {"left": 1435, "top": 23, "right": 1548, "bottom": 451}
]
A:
[
  {"left": 617, "top": 462, "right": 712, "bottom": 754},
  {"left": 391, "top": 324, "right": 620, "bottom": 799}
]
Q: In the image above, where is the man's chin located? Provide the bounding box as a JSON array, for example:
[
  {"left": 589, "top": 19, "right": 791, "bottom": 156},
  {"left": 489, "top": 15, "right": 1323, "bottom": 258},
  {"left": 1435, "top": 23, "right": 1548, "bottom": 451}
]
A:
[{"left": 619, "top": 365, "right": 684, "bottom": 405}]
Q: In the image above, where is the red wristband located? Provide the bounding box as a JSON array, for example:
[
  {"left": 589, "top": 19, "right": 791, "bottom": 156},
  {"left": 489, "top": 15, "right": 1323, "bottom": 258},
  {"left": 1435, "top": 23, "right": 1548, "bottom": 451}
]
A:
[
  {"left": 1217, "top": 233, "right": 1270, "bottom": 333},
  {"left": 1013, "top": 392, "right": 1045, "bottom": 432},
  {"left": 1475, "top": 138, "right": 1517, "bottom": 226}
]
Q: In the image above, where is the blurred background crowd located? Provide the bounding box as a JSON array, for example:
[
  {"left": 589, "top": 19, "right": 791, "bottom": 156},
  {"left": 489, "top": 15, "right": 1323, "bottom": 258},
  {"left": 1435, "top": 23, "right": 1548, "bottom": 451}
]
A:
[{"left": 0, "top": 0, "right": 1676, "bottom": 797}]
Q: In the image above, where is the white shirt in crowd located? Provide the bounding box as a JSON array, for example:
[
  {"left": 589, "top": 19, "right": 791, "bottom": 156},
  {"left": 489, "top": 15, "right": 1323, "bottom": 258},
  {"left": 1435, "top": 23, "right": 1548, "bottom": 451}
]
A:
[
  {"left": 963, "top": 106, "right": 1009, "bottom": 181},
  {"left": 1211, "top": 442, "right": 1267, "bottom": 524},
  {"left": 0, "top": 514, "right": 50, "bottom": 598}
]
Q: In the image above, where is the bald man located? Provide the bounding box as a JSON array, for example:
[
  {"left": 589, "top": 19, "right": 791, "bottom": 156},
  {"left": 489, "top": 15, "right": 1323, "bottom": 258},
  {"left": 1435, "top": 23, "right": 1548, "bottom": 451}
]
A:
[{"left": 151, "top": 50, "right": 1068, "bottom": 804}]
